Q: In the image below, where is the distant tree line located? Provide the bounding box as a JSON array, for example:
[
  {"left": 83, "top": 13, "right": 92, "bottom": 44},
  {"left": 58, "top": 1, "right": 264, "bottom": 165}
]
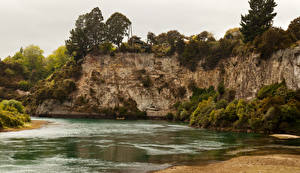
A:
[{"left": 64, "top": 1, "right": 300, "bottom": 71}]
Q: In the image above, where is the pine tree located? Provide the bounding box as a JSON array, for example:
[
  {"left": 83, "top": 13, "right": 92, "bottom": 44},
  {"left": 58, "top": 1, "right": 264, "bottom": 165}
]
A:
[{"left": 240, "top": 0, "right": 277, "bottom": 43}]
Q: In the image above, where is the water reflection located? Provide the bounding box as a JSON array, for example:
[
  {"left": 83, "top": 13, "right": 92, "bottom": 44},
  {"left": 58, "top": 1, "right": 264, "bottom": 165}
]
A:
[{"left": 0, "top": 118, "right": 299, "bottom": 173}]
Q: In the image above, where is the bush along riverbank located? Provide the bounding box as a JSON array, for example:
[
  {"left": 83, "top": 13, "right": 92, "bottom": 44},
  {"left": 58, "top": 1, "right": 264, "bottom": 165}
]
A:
[
  {"left": 0, "top": 100, "right": 31, "bottom": 130},
  {"left": 166, "top": 81, "right": 300, "bottom": 135}
]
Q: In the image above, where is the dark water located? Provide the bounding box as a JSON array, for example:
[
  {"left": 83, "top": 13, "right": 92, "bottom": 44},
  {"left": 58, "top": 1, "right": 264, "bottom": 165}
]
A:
[{"left": 0, "top": 118, "right": 299, "bottom": 173}]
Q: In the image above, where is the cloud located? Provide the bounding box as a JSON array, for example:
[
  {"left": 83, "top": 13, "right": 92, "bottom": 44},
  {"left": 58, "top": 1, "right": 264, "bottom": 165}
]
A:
[{"left": 0, "top": 0, "right": 299, "bottom": 58}]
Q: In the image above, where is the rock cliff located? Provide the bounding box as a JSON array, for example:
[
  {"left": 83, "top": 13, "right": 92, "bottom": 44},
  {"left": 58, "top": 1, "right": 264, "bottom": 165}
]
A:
[{"left": 35, "top": 46, "right": 300, "bottom": 117}]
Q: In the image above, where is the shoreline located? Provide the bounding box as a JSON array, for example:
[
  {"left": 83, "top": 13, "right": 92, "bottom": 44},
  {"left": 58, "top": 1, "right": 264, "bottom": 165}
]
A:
[
  {"left": 0, "top": 120, "right": 49, "bottom": 133},
  {"left": 154, "top": 154, "right": 300, "bottom": 173}
]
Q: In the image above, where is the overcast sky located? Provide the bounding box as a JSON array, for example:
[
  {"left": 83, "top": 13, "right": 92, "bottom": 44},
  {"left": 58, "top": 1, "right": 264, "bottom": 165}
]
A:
[{"left": 0, "top": 0, "right": 299, "bottom": 59}]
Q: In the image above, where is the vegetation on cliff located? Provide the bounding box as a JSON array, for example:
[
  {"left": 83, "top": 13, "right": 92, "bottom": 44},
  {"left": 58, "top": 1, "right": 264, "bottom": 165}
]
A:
[
  {"left": 0, "top": 100, "right": 30, "bottom": 130},
  {"left": 0, "top": 45, "right": 73, "bottom": 102},
  {"left": 167, "top": 82, "right": 300, "bottom": 134},
  {"left": 62, "top": 0, "right": 300, "bottom": 72},
  {"left": 0, "top": 0, "right": 299, "bottom": 130}
]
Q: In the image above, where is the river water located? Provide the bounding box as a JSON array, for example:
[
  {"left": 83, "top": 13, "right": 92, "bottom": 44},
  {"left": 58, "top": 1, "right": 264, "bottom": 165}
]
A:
[{"left": 0, "top": 118, "right": 299, "bottom": 173}]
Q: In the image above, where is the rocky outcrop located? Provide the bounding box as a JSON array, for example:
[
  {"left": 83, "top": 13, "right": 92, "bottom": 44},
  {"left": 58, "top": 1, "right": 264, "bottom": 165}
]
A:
[{"left": 36, "top": 47, "right": 300, "bottom": 117}]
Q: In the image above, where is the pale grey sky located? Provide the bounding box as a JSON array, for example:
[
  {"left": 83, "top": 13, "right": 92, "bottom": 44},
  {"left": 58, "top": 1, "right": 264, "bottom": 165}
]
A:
[{"left": 0, "top": 0, "right": 299, "bottom": 58}]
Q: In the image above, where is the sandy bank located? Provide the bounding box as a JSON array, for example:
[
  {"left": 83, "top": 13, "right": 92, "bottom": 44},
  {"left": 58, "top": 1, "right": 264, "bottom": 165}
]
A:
[
  {"left": 155, "top": 154, "right": 300, "bottom": 173},
  {"left": 270, "top": 134, "right": 300, "bottom": 139},
  {"left": 0, "top": 120, "right": 49, "bottom": 133}
]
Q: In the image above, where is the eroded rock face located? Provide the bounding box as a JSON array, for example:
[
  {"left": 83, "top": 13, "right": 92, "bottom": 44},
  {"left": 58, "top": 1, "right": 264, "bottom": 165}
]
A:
[
  {"left": 36, "top": 47, "right": 300, "bottom": 117},
  {"left": 224, "top": 47, "right": 300, "bottom": 99}
]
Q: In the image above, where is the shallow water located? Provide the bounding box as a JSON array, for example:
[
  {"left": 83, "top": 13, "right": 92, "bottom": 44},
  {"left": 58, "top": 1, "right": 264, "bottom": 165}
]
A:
[{"left": 0, "top": 118, "right": 299, "bottom": 173}]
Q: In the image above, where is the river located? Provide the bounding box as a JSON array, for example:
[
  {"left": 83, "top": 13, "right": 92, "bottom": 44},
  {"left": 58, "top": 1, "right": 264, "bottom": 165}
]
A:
[{"left": 0, "top": 118, "right": 299, "bottom": 173}]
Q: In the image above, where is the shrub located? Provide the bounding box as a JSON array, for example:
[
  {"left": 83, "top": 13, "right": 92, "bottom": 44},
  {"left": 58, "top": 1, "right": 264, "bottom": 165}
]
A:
[
  {"left": 179, "top": 109, "right": 189, "bottom": 121},
  {"left": 152, "top": 44, "right": 172, "bottom": 57},
  {"left": 141, "top": 75, "right": 152, "bottom": 88},
  {"left": 172, "top": 87, "right": 187, "bottom": 99},
  {"left": 217, "top": 81, "right": 225, "bottom": 95},
  {"left": 209, "top": 108, "right": 229, "bottom": 127},
  {"left": 99, "top": 42, "right": 115, "bottom": 55},
  {"left": 63, "top": 79, "right": 76, "bottom": 93},
  {"left": 190, "top": 98, "right": 215, "bottom": 127},
  {"left": 249, "top": 117, "right": 264, "bottom": 130},
  {"left": 216, "top": 99, "right": 228, "bottom": 109},
  {"left": 224, "top": 101, "right": 239, "bottom": 122},
  {"left": 287, "top": 17, "right": 300, "bottom": 42},
  {"left": 222, "top": 89, "right": 236, "bottom": 102},
  {"left": 263, "top": 106, "right": 281, "bottom": 131},
  {"left": 280, "top": 102, "right": 299, "bottom": 122},
  {"left": 18, "top": 80, "right": 32, "bottom": 91},
  {"left": 4, "top": 68, "right": 15, "bottom": 76},
  {"left": 254, "top": 27, "right": 293, "bottom": 59},
  {"left": 0, "top": 100, "right": 30, "bottom": 129},
  {"left": 166, "top": 112, "right": 174, "bottom": 120},
  {"left": 257, "top": 82, "right": 285, "bottom": 100},
  {"left": 0, "top": 100, "right": 25, "bottom": 114}
]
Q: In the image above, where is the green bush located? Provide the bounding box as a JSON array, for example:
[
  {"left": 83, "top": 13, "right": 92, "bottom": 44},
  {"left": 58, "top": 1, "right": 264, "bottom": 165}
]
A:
[
  {"left": 173, "top": 81, "right": 300, "bottom": 134},
  {"left": 0, "top": 100, "right": 31, "bottom": 129},
  {"left": 254, "top": 27, "right": 293, "bottom": 59},
  {"left": 4, "top": 68, "right": 15, "bottom": 76},
  {"left": 209, "top": 108, "right": 229, "bottom": 127},
  {"left": 257, "top": 82, "right": 285, "bottom": 99},
  {"left": 0, "top": 100, "right": 25, "bottom": 113},
  {"left": 216, "top": 99, "right": 228, "bottom": 109},
  {"left": 287, "top": 16, "right": 300, "bottom": 42},
  {"left": 249, "top": 117, "right": 264, "bottom": 130},
  {"left": 99, "top": 42, "right": 115, "bottom": 55},
  {"left": 190, "top": 98, "right": 215, "bottom": 127},
  {"left": 18, "top": 80, "right": 32, "bottom": 91}
]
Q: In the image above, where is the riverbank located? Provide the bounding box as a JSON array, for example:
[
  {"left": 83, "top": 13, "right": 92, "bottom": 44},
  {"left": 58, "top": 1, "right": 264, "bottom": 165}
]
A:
[
  {"left": 155, "top": 154, "right": 300, "bottom": 173},
  {"left": 0, "top": 120, "right": 49, "bottom": 133}
]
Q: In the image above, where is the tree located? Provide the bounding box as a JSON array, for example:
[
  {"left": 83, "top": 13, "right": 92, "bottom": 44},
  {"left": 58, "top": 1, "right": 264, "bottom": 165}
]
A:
[
  {"left": 147, "top": 32, "right": 157, "bottom": 45},
  {"left": 22, "top": 45, "right": 46, "bottom": 82},
  {"left": 224, "top": 28, "right": 242, "bottom": 40},
  {"left": 66, "top": 7, "right": 106, "bottom": 61},
  {"left": 253, "top": 27, "right": 292, "bottom": 59},
  {"left": 106, "top": 12, "right": 131, "bottom": 47},
  {"left": 46, "top": 46, "right": 72, "bottom": 74},
  {"left": 240, "top": 0, "right": 277, "bottom": 43},
  {"left": 194, "top": 31, "right": 215, "bottom": 42},
  {"left": 287, "top": 17, "right": 300, "bottom": 42}
]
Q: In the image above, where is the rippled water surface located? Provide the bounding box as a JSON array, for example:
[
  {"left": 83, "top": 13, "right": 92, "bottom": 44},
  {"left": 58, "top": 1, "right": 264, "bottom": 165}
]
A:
[{"left": 0, "top": 118, "right": 299, "bottom": 173}]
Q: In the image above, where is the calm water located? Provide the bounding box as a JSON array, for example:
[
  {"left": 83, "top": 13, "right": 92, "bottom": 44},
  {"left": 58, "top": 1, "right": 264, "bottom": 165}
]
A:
[{"left": 0, "top": 118, "right": 299, "bottom": 173}]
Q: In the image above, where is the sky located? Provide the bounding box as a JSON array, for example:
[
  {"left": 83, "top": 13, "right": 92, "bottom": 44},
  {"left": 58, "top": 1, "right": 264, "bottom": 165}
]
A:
[{"left": 0, "top": 0, "right": 299, "bottom": 59}]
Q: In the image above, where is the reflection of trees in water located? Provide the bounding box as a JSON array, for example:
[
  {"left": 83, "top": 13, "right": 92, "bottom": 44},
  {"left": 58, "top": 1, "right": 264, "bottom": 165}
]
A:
[{"left": 101, "top": 145, "right": 148, "bottom": 162}]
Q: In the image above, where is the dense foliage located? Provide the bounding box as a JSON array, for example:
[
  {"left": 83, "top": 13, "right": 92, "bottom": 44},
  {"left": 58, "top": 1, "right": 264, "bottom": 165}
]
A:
[
  {"left": 287, "top": 17, "right": 300, "bottom": 42},
  {"left": 26, "top": 60, "right": 81, "bottom": 113},
  {"left": 63, "top": 6, "right": 300, "bottom": 72},
  {"left": 167, "top": 82, "right": 300, "bottom": 134},
  {"left": 106, "top": 12, "right": 131, "bottom": 47},
  {"left": 66, "top": 7, "right": 106, "bottom": 61},
  {"left": 66, "top": 8, "right": 131, "bottom": 61},
  {"left": 0, "top": 100, "right": 31, "bottom": 129},
  {"left": 0, "top": 45, "right": 73, "bottom": 104}
]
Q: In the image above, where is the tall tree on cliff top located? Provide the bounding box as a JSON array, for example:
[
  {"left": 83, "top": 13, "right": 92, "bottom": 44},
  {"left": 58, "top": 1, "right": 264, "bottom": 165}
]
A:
[
  {"left": 106, "top": 12, "right": 131, "bottom": 47},
  {"left": 66, "top": 7, "right": 106, "bottom": 61},
  {"left": 240, "top": 0, "right": 277, "bottom": 43}
]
